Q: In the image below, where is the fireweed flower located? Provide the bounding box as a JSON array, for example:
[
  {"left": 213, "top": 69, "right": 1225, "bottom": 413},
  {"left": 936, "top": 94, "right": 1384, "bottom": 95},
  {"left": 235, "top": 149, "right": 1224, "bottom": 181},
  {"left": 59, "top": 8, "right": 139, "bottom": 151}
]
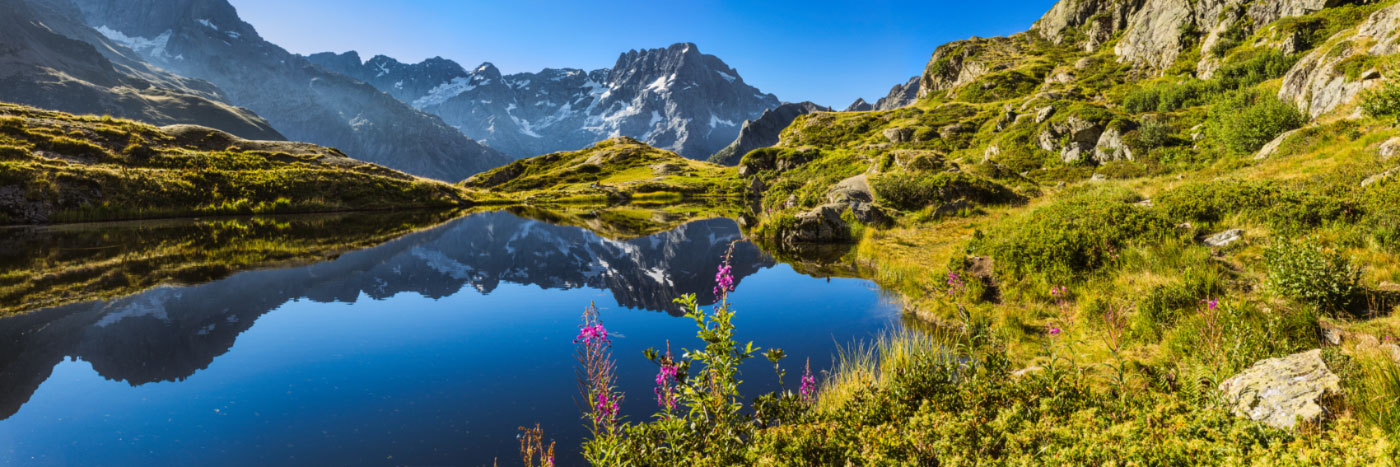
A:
[
  {"left": 1048, "top": 326, "right": 1062, "bottom": 337},
  {"left": 714, "top": 264, "right": 735, "bottom": 297},
  {"left": 574, "top": 324, "right": 608, "bottom": 345},
  {"left": 798, "top": 359, "right": 816, "bottom": 402},
  {"left": 946, "top": 271, "right": 966, "bottom": 298},
  {"left": 654, "top": 364, "right": 678, "bottom": 410},
  {"left": 594, "top": 393, "right": 619, "bottom": 423}
]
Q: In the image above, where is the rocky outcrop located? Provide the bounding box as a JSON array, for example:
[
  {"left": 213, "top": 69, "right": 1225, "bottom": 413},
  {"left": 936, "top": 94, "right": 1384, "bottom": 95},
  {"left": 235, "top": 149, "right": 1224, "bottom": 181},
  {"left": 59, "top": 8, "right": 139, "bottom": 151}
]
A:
[
  {"left": 826, "top": 174, "right": 891, "bottom": 226},
  {"left": 1279, "top": 2, "right": 1400, "bottom": 117},
  {"left": 784, "top": 204, "right": 853, "bottom": 244},
  {"left": 709, "top": 102, "right": 829, "bottom": 166},
  {"left": 1039, "top": 116, "right": 1105, "bottom": 163},
  {"left": 883, "top": 127, "right": 916, "bottom": 144},
  {"left": 311, "top": 43, "right": 781, "bottom": 160},
  {"left": 918, "top": 37, "right": 1007, "bottom": 99},
  {"left": 1218, "top": 349, "right": 1340, "bottom": 430},
  {"left": 1093, "top": 126, "right": 1135, "bottom": 163},
  {"left": 1034, "top": 0, "right": 1143, "bottom": 51}
]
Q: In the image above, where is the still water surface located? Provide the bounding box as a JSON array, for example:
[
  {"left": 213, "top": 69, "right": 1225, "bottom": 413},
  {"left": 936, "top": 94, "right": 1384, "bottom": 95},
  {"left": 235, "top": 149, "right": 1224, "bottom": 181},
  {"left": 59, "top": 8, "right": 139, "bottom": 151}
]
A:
[{"left": 0, "top": 210, "right": 900, "bottom": 465}]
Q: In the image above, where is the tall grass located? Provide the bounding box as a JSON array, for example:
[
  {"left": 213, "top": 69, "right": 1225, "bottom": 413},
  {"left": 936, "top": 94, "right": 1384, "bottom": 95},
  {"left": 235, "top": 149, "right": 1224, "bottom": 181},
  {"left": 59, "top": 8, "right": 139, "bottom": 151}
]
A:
[{"left": 815, "top": 327, "right": 957, "bottom": 414}]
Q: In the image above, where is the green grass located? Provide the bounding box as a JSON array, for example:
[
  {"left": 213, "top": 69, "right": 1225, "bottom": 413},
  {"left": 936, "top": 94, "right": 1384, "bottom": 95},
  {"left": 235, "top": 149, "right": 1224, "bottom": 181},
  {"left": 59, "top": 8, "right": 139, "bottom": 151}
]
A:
[{"left": 0, "top": 102, "right": 477, "bottom": 225}]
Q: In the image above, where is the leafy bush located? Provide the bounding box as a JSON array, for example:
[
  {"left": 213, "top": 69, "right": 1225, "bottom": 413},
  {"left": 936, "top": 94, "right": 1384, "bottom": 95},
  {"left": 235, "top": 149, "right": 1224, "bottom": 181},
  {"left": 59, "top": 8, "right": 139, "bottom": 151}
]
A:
[
  {"left": 1360, "top": 75, "right": 1400, "bottom": 126},
  {"left": 1264, "top": 238, "right": 1362, "bottom": 311},
  {"left": 976, "top": 186, "right": 1176, "bottom": 278},
  {"left": 870, "top": 172, "right": 1020, "bottom": 211},
  {"left": 1208, "top": 91, "right": 1306, "bottom": 155},
  {"left": 1156, "top": 180, "right": 1279, "bottom": 223}
]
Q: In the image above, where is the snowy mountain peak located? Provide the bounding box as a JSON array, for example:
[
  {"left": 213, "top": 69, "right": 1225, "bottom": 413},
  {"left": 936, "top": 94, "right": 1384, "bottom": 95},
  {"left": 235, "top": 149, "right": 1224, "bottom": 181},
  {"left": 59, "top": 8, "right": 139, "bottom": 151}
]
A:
[{"left": 309, "top": 42, "right": 780, "bottom": 159}]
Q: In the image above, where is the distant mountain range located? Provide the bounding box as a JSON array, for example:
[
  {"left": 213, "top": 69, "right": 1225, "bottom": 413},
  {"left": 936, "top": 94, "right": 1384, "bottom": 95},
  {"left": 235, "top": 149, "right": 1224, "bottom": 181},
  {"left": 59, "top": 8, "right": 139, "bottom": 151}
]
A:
[
  {"left": 64, "top": 0, "right": 508, "bottom": 181},
  {"left": 0, "top": 0, "right": 895, "bottom": 179},
  {"left": 308, "top": 43, "right": 782, "bottom": 159}
]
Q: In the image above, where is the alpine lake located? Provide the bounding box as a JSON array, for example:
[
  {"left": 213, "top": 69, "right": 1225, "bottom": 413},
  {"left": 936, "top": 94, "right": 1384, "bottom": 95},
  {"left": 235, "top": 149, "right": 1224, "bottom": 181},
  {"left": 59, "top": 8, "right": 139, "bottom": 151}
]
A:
[{"left": 0, "top": 206, "right": 909, "bottom": 465}]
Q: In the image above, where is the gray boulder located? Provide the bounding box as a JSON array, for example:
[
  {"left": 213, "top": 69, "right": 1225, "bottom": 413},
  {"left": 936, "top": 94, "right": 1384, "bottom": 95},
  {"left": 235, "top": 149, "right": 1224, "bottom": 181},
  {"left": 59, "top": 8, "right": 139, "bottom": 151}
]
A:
[
  {"left": 1094, "top": 126, "right": 1135, "bottom": 163},
  {"left": 783, "top": 204, "right": 852, "bottom": 244},
  {"left": 1380, "top": 137, "right": 1400, "bottom": 161},
  {"left": 1203, "top": 229, "right": 1245, "bottom": 247},
  {"left": 1218, "top": 349, "right": 1340, "bottom": 430},
  {"left": 883, "top": 127, "right": 916, "bottom": 144}
]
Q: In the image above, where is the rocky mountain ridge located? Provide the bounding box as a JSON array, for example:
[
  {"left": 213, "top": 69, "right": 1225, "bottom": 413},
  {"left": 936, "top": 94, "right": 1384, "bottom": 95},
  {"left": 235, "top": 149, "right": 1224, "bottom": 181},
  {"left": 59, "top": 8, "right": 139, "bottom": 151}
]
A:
[
  {"left": 66, "top": 0, "right": 508, "bottom": 181},
  {"left": 308, "top": 43, "right": 781, "bottom": 159},
  {"left": 0, "top": 0, "right": 282, "bottom": 140}
]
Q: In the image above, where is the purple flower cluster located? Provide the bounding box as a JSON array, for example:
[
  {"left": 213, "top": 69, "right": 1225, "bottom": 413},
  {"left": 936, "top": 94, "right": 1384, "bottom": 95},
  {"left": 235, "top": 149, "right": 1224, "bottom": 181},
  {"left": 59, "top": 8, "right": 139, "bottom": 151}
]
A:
[
  {"left": 594, "top": 392, "right": 618, "bottom": 424},
  {"left": 654, "top": 364, "right": 678, "bottom": 410},
  {"left": 1204, "top": 298, "right": 1220, "bottom": 311},
  {"left": 946, "top": 271, "right": 966, "bottom": 298},
  {"left": 1048, "top": 326, "right": 1062, "bottom": 337},
  {"left": 575, "top": 324, "right": 608, "bottom": 345},
  {"left": 1050, "top": 286, "right": 1067, "bottom": 298},
  {"left": 798, "top": 360, "right": 816, "bottom": 402},
  {"left": 714, "top": 263, "right": 735, "bottom": 298}
]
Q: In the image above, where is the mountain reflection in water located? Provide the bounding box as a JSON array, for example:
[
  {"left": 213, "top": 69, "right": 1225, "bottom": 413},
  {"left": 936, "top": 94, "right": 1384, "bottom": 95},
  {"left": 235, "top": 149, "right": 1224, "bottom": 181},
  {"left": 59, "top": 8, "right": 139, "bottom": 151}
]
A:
[{"left": 0, "top": 210, "right": 896, "bottom": 465}]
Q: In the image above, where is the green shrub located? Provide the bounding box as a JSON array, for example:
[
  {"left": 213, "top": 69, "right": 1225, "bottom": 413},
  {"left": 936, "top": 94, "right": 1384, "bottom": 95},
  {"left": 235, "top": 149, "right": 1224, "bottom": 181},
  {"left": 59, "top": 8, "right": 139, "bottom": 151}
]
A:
[
  {"left": 1264, "top": 238, "right": 1362, "bottom": 311},
  {"left": 1156, "top": 179, "right": 1279, "bottom": 223},
  {"left": 870, "top": 172, "right": 1020, "bottom": 211},
  {"left": 976, "top": 186, "right": 1176, "bottom": 278},
  {"left": 1208, "top": 91, "right": 1306, "bottom": 155},
  {"left": 1360, "top": 75, "right": 1400, "bottom": 126}
]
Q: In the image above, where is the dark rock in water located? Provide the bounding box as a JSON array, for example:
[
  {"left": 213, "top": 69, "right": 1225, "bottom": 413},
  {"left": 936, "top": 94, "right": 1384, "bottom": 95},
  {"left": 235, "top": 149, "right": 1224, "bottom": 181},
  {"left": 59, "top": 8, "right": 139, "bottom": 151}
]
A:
[
  {"left": 783, "top": 204, "right": 852, "bottom": 244},
  {"left": 710, "top": 102, "right": 829, "bottom": 166},
  {"left": 311, "top": 43, "right": 780, "bottom": 160}
]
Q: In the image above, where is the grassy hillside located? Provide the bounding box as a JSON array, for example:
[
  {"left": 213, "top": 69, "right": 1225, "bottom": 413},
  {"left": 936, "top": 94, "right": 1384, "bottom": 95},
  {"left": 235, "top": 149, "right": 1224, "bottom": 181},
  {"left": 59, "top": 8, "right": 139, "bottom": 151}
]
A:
[
  {"left": 0, "top": 102, "right": 481, "bottom": 224},
  {"left": 461, "top": 136, "right": 744, "bottom": 204},
  {"left": 556, "top": 1, "right": 1400, "bottom": 464}
]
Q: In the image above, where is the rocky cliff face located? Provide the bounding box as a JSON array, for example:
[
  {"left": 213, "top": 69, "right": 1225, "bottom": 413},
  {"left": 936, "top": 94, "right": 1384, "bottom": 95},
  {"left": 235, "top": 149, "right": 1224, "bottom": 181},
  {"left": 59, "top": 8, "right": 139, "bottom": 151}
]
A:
[
  {"left": 68, "top": 0, "right": 508, "bottom": 181},
  {"left": 0, "top": 0, "right": 281, "bottom": 140},
  {"left": 709, "top": 101, "right": 830, "bottom": 165},
  {"left": 309, "top": 43, "right": 781, "bottom": 160},
  {"left": 1279, "top": 2, "right": 1400, "bottom": 117}
]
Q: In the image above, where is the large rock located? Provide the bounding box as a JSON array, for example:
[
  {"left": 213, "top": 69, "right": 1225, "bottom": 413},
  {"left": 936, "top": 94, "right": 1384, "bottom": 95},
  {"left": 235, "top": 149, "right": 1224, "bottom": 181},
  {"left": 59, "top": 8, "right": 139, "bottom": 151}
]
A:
[
  {"left": 1218, "top": 349, "right": 1340, "bottom": 430},
  {"left": 1203, "top": 228, "right": 1244, "bottom": 247},
  {"left": 783, "top": 204, "right": 852, "bottom": 244},
  {"left": 827, "top": 174, "right": 892, "bottom": 226},
  {"left": 1380, "top": 137, "right": 1400, "bottom": 161},
  {"left": 1041, "top": 116, "right": 1105, "bottom": 163},
  {"left": 1279, "top": 3, "right": 1400, "bottom": 118},
  {"left": 883, "top": 127, "right": 916, "bottom": 144},
  {"left": 1254, "top": 129, "right": 1300, "bottom": 160},
  {"left": 1094, "top": 126, "right": 1135, "bottom": 163}
]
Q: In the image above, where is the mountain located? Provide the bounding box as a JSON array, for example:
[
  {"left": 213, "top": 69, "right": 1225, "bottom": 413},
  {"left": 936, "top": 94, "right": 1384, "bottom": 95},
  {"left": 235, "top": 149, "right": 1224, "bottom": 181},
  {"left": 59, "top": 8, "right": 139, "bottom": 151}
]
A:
[
  {"left": 709, "top": 101, "right": 830, "bottom": 166},
  {"left": 844, "top": 76, "right": 920, "bottom": 112},
  {"left": 66, "top": 0, "right": 508, "bottom": 181},
  {"left": 0, "top": 0, "right": 280, "bottom": 140},
  {"left": 308, "top": 43, "right": 782, "bottom": 160}
]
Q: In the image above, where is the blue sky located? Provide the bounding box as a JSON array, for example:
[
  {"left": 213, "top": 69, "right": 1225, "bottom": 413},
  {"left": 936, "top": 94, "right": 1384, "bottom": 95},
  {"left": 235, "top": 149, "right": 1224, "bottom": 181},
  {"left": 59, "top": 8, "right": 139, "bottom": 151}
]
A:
[{"left": 229, "top": 0, "right": 1058, "bottom": 108}]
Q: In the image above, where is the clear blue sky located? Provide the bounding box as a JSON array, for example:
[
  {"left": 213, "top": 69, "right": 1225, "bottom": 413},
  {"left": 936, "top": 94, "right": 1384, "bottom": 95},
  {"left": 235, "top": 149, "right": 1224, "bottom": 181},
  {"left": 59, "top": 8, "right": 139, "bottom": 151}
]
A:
[{"left": 229, "top": 0, "right": 1058, "bottom": 109}]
